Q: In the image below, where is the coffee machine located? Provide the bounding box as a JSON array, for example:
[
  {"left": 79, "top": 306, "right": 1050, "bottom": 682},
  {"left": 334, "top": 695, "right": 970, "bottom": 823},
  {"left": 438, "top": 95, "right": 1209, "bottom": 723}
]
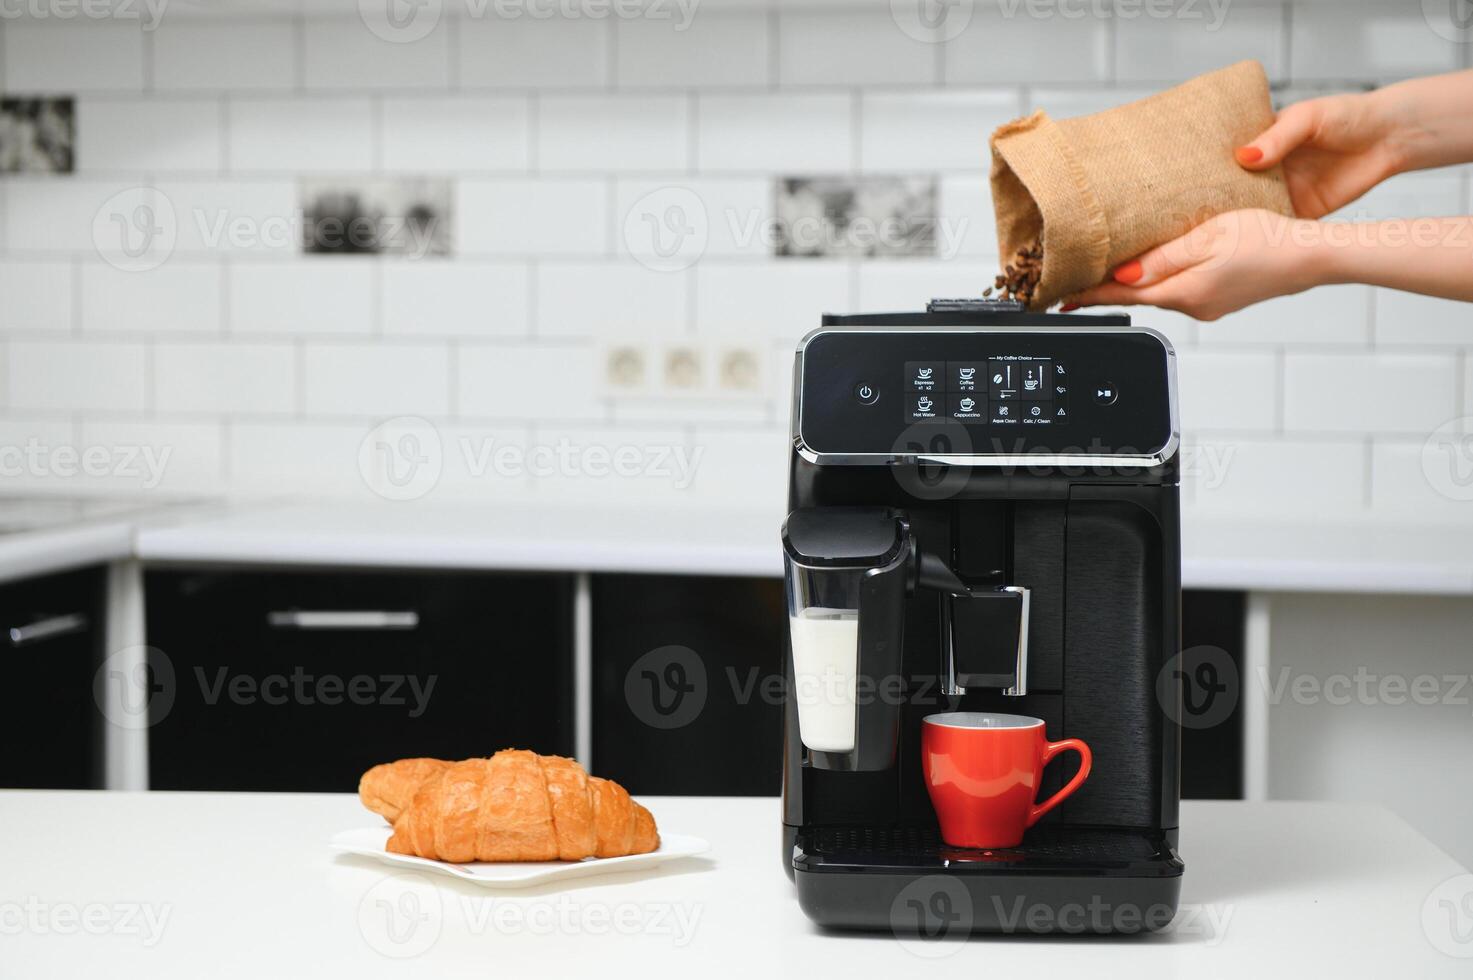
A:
[{"left": 781, "top": 301, "right": 1184, "bottom": 935}]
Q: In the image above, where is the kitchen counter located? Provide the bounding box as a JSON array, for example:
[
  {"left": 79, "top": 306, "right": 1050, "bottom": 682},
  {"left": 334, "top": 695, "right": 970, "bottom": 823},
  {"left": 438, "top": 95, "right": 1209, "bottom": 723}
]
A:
[
  {"left": 4, "top": 793, "right": 1469, "bottom": 977},
  {"left": 132, "top": 498, "right": 1473, "bottom": 596}
]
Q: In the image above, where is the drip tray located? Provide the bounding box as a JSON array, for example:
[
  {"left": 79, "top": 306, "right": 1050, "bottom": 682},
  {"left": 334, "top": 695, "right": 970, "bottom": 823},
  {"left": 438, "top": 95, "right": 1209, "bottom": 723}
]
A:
[
  {"left": 800, "top": 824, "right": 1175, "bottom": 874},
  {"left": 791, "top": 825, "right": 1184, "bottom": 934}
]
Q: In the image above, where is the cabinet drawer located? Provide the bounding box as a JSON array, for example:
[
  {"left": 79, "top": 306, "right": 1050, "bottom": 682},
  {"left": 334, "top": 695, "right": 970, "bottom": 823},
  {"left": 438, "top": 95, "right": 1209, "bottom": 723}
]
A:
[
  {"left": 592, "top": 574, "right": 785, "bottom": 796},
  {"left": 146, "top": 568, "right": 575, "bottom": 792},
  {"left": 0, "top": 566, "right": 105, "bottom": 789}
]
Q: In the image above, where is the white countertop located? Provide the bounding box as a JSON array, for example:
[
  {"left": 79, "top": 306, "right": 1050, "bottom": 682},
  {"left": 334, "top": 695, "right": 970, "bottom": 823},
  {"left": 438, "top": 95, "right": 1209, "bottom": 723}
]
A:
[
  {"left": 8, "top": 494, "right": 1473, "bottom": 596},
  {"left": 3, "top": 793, "right": 1469, "bottom": 977}
]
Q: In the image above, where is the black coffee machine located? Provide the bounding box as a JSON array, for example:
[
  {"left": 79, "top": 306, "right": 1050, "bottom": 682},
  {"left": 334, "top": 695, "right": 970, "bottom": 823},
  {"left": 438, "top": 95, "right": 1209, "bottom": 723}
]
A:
[{"left": 780, "top": 302, "right": 1184, "bottom": 935}]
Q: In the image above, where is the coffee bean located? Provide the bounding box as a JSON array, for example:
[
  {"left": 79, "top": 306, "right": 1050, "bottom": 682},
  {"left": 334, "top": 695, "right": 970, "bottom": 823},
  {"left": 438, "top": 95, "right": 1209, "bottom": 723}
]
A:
[{"left": 989, "top": 238, "right": 1043, "bottom": 306}]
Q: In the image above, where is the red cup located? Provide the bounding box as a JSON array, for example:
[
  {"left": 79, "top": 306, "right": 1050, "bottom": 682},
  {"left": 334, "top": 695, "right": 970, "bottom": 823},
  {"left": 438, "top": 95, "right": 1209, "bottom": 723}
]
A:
[{"left": 921, "top": 711, "right": 1092, "bottom": 849}]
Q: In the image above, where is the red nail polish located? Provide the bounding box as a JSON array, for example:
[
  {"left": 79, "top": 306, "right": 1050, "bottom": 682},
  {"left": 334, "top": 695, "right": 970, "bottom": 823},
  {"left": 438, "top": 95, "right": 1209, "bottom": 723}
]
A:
[
  {"left": 1059, "top": 303, "right": 1080, "bottom": 312},
  {"left": 1113, "top": 261, "right": 1144, "bottom": 285},
  {"left": 1235, "top": 146, "right": 1264, "bottom": 165}
]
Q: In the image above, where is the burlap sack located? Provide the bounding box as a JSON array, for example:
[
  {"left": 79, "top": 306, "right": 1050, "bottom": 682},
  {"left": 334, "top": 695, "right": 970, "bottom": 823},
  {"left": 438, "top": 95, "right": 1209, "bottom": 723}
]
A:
[{"left": 989, "top": 60, "right": 1293, "bottom": 309}]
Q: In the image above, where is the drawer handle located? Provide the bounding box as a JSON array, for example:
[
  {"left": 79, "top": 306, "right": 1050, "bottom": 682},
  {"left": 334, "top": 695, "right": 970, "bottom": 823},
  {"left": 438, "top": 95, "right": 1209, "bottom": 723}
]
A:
[
  {"left": 266, "top": 610, "right": 420, "bottom": 631},
  {"left": 9, "top": 613, "right": 89, "bottom": 647}
]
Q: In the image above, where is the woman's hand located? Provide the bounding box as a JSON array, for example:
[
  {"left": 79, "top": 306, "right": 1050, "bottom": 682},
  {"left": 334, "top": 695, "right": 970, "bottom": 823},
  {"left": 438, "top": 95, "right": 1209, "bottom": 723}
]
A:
[
  {"left": 1062, "top": 210, "right": 1322, "bottom": 321},
  {"left": 1236, "top": 91, "right": 1409, "bottom": 218}
]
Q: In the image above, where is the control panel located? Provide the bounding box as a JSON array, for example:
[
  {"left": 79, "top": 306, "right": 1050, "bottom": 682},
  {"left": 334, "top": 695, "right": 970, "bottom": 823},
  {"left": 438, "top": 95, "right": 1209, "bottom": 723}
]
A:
[{"left": 796, "top": 328, "right": 1174, "bottom": 459}]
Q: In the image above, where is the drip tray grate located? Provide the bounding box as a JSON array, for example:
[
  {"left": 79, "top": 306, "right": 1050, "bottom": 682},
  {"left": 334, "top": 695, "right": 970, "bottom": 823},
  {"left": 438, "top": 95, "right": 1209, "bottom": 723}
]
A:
[{"left": 798, "top": 824, "right": 1176, "bottom": 874}]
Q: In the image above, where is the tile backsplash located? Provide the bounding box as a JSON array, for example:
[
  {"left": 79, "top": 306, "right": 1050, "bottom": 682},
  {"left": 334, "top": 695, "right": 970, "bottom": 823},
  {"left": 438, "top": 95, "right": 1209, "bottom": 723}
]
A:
[{"left": 0, "top": 1, "right": 1470, "bottom": 521}]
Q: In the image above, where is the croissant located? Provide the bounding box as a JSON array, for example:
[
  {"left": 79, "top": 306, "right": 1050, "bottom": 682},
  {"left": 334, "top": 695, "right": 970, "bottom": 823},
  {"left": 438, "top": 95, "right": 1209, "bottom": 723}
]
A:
[
  {"left": 358, "top": 757, "right": 452, "bottom": 823},
  {"left": 380, "top": 750, "right": 659, "bottom": 862}
]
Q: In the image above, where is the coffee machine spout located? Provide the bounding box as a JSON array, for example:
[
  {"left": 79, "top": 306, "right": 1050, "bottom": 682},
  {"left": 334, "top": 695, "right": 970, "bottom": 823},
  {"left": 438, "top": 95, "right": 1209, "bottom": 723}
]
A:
[{"left": 944, "top": 586, "right": 1031, "bottom": 697}]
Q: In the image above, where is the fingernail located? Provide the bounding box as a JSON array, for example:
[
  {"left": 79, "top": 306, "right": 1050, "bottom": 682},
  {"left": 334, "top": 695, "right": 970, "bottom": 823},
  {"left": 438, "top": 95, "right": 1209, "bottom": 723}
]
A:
[
  {"left": 1112, "top": 260, "right": 1144, "bottom": 285},
  {"left": 1059, "top": 303, "right": 1080, "bottom": 312},
  {"left": 1235, "top": 145, "right": 1263, "bottom": 165}
]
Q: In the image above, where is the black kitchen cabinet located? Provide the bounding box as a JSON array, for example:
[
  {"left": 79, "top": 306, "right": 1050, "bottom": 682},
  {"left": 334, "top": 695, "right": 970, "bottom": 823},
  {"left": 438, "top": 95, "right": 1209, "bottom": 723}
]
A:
[
  {"left": 146, "top": 568, "right": 575, "bottom": 792},
  {"left": 591, "top": 574, "right": 785, "bottom": 796},
  {"left": 1179, "top": 590, "right": 1246, "bottom": 800},
  {"left": 0, "top": 566, "right": 105, "bottom": 789}
]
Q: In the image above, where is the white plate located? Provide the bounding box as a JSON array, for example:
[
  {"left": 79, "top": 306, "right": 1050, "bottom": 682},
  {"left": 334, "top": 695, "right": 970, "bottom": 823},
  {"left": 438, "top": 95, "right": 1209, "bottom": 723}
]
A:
[{"left": 330, "top": 827, "right": 710, "bottom": 888}]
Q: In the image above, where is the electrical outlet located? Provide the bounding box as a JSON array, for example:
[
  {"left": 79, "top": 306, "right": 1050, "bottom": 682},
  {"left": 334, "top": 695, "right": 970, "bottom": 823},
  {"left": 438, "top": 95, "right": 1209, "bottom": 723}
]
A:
[
  {"left": 717, "top": 347, "right": 762, "bottom": 392},
  {"left": 664, "top": 346, "right": 703, "bottom": 390},
  {"left": 605, "top": 346, "right": 646, "bottom": 389}
]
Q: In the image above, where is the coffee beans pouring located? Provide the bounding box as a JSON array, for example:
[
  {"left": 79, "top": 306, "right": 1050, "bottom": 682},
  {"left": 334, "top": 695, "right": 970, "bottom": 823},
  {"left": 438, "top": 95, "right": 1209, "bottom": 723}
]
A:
[{"left": 982, "top": 239, "right": 1044, "bottom": 307}]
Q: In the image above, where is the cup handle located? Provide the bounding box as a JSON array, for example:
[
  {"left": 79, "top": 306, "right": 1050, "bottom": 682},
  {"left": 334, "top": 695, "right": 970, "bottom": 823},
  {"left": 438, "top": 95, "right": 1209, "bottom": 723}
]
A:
[{"left": 1026, "top": 738, "right": 1092, "bottom": 828}]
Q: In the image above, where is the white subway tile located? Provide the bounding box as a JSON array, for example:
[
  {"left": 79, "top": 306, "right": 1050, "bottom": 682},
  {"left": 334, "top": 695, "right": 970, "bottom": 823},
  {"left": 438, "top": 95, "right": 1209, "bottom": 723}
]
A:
[
  {"left": 427, "top": 422, "right": 536, "bottom": 501},
  {"left": 75, "top": 98, "right": 223, "bottom": 173},
  {"left": 696, "top": 94, "right": 853, "bottom": 173},
  {"left": 695, "top": 261, "right": 850, "bottom": 343},
  {"left": 457, "top": 344, "right": 604, "bottom": 419},
  {"left": 302, "top": 343, "right": 451, "bottom": 416},
  {"left": 302, "top": 17, "right": 450, "bottom": 90},
  {"left": 615, "top": 178, "right": 772, "bottom": 260},
  {"left": 1291, "top": 2, "right": 1459, "bottom": 81},
  {"left": 7, "top": 340, "right": 147, "bottom": 413},
  {"left": 1283, "top": 352, "right": 1456, "bottom": 435},
  {"left": 1369, "top": 439, "right": 1473, "bottom": 519},
  {"left": 779, "top": 10, "right": 935, "bottom": 87},
  {"left": 1114, "top": 3, "right": 1285, "bottom": 84},
  {"left": 1373, "top": 289, "right": 1472, "bottom": 347},
  {"left": 154, "top": 341, "right": 296, "bottom": 415},
  {"left": 3, "top": 179, "right": 137, "bottom": 252},
  {"left": 616, "top": 13, "right": 768, "bottom": 88},
  {"left": 1189, "top": 436, "right": 1367, "bottom": 515},
  {"left": 856, "top": 259, "right": 990, "bottom": 312},
  {"left": 861, "top": 91, "right": 1019, "bottom": 172},
  {"left": 1175, "top": 349, "right": 1277, "bottom": 432},
  {"left": 381, "top": 97, "right": 530, "bottom": 173},
  {"left": 155, "top": 180, "right": 298, "bottom": 255},
  {"left": 383, "top": 262, "right": 529, "bottom": 337},
  {"left": 0, "top": 417, "right": 80, "bottom": 492},
  {"left": 1197, "top": 286, "right": 1372, "bottom": 347},
  {"left": 458, "top": 17, "right": 610, "bottom": 88},
  {"left": 681, "top": 426, "right": 787, "bottom": 511},
  {"left": 2, "top": 21, "right": 143, "bottom": 91},
  {"left": 945, "top": 6, "right": 1108, "bottom": 85},
  {"left": 1025, "top": 88, "right": 1157, "bottom": 118},
  {"left": 523, "top": 423, "right": 688, "bottom": 503},
  {"left": 229, "top": 260, "right": 375, "bottom": 335},
  {"left": 228, "top": 421, "right": 370, "bottom": 496},
  {"left": 457, "top": 179, "right": 608, "bottom": 256},
  {"left": 228, "top": 99, "right": 374, "bottom": 173},
  {"left": 538, "top": 96, "right": 689, "bottom": 173},
  {"left": 75, "top": 419, "right": 223, "bottom": 493},
  {"left": 937, "top": 174, "right": 997, "bottom": 259},
  {"left": 536, "top": 262, "right": 687, "bottom": 338},
  {"left": 80, "top": 262, "right": 222, "bottom": 334},
  {"left": 154, "top": 21, "right": 298, "bottom": 92},
  {"left": 0, "top": 261, "right": 73, "bottom": 333}
]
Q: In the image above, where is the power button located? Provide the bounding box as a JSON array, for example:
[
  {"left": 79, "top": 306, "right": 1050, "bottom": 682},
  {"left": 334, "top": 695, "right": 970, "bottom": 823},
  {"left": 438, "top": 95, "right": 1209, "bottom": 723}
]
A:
[{"left": 854, "top": 381, "right": 879, "bottom": 405}]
